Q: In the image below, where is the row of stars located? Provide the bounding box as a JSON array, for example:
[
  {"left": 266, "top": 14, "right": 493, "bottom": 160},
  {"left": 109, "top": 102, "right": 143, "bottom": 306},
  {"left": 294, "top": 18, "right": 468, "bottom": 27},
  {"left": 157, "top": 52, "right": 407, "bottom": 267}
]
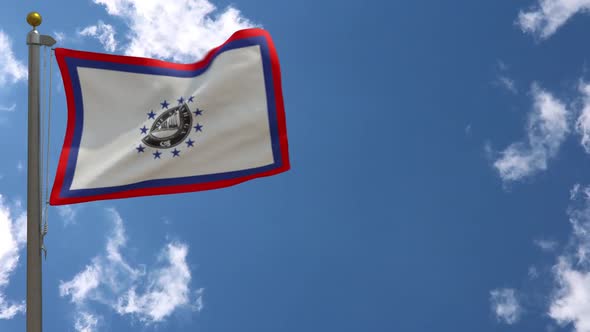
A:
[
  {"left": 160, "top": 96, "right": 195, "bottom": 110},
  {"left": 135, "top": 138, "right": 196, "bottom": 159}
]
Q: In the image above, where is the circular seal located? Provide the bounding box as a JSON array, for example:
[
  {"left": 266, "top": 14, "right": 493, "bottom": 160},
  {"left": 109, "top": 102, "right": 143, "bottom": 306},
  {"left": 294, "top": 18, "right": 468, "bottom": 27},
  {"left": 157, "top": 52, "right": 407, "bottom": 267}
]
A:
[{"left": 142, "top": 103, "right": 193, "bottom": 149}]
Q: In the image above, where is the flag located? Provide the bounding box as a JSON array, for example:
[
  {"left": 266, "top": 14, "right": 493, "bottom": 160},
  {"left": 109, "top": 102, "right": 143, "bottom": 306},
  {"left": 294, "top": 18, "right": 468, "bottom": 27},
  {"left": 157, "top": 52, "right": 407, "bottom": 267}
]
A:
[{"left": 50, "top": 28, "right": 289, "bottom": 205}]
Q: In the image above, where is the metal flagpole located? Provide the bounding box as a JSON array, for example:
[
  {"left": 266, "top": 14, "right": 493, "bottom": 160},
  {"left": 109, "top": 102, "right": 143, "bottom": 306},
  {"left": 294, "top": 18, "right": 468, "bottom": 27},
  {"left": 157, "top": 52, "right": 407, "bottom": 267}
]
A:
[{"left": 26, "top": 12, "right": 55, "bottom": 332}]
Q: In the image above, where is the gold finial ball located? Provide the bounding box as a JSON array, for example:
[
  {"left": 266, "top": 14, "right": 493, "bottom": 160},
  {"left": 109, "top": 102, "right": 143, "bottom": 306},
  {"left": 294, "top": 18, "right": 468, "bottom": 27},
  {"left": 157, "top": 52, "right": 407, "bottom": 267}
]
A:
[{"left": 26, "top": 12, "right": 42, "bottom": 27}]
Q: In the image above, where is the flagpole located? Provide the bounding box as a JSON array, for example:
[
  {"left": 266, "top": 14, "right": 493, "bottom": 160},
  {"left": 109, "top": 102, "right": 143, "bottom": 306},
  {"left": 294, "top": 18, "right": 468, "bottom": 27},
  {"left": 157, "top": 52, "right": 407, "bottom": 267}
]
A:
[{"left": 26, "top": 12, "right": 55, "bottom": 332}]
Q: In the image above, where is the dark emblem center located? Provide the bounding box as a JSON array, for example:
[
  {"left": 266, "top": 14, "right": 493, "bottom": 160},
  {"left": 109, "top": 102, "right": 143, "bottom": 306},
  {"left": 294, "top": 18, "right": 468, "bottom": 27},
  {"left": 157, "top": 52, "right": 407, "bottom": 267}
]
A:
[{"left": 142, "top": 103, "right": 193, "bottom": 149}]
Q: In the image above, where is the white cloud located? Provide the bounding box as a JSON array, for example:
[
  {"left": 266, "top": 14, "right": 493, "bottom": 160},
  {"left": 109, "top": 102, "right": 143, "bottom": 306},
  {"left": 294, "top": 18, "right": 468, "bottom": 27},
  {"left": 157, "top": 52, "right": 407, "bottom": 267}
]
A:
[
  {"left": 54, "top": 31, "right": 67, "bottom": 44},
  {"left": 91, "top": 0, "right": 254, "bottom": 62},
  {"left": 60, "top": 208, "right": 201, "bottom": 328},
  {"left": 572, "top": 183, "right": 582, "bottom": 199},
  {"left": 574, "top": 83, "right": 590, "bottom": 153},
  {"left": 0, "top": 104, "right": 15, "bottom": 112},
  {"left": 567, "top": 193, "right": 590, "bottom": 265},
  {"left": 493, "top": 84, "right": 570, "bottom": 182},
  {"left": 497, "top": 76, "right": 518, "bottom": 94},
  {"left": 490, "top": 288, "right": 522, "bottom": 324},
  {"left": 114, "top": 243, "right": 192, "bottom": 322},
  {"left": 0, "top": 295, "right": 24, "bottom": 319},
  {"left": 535, "top": 239, "right": 559, "bottom": 251},
  {"left": 16, "top": 161, "right": 23, "bottom": 173},
  {"left": 465, "top": 124, "right": 472, "bottom": 135},
  {"left": 57, "top": 205, "right": 78, "bottom": 225},
  {"left": 489, "top": 185, "right": 590, "bottom": 331},
  {"left": 497, "top": 60, "right": 509, "bottom": 71},
  {"left": 74, "top": 311, "right": 98, "bottom": 332},
  {"left": 79, "top": 21, "right": 118, "bottom": 52},
  {"left": 550, "top": 259, "right": 590, "bottom": 332},
  {"left": 0, "top": 195, "right": 26, "bottom": 319},
  {"left": 0, "top": 31, "right": 26, "bottom": 86},
  {"left": 60, "top": 264, "right": 102, "bottom": 304},
  {"left": 194, "top": 288, "right": 204, "bottom": 312},
  {"left": 518, "top": 0, "right": 590, "bottom": 39},
  {"left": 493, "top": 61, "right": 517, "bottom": 94},
  {"left": 546, "top": 184, "right": 590, "bottom": 331}
]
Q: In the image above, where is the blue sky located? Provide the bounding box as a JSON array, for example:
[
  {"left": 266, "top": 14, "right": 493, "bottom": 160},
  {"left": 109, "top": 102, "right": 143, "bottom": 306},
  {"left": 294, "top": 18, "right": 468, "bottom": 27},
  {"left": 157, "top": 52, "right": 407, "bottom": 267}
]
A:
[{"left": 4, "top": 0, "right": 590, "bottom": 331}]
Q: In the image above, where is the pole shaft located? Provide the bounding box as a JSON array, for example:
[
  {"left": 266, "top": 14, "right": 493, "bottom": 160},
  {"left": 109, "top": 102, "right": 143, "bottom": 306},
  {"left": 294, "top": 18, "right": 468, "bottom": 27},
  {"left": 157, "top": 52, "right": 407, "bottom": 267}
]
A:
[{"left": 26, "top": 28, "right": 42, "bottom": 332}]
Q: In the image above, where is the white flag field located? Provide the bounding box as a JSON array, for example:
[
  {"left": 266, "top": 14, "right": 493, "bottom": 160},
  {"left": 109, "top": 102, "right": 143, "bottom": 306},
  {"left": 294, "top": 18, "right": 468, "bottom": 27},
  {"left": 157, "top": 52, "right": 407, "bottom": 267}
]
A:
[{"left": 50, "top": 28, "right": 290, "bottom": 205}]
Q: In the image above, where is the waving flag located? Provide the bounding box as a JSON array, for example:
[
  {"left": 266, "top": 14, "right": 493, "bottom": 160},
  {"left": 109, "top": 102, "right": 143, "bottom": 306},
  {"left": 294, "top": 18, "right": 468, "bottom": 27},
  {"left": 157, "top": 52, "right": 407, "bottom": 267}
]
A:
[{"left": 50, "top": 28, "right": 289, "bottom": 205}]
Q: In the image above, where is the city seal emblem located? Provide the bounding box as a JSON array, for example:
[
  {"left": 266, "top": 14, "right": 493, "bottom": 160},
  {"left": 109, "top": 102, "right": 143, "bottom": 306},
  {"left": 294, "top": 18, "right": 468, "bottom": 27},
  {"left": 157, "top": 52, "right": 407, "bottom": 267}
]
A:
[{"left": 142, "top": 103, "right": 193, "bottom": 149}]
